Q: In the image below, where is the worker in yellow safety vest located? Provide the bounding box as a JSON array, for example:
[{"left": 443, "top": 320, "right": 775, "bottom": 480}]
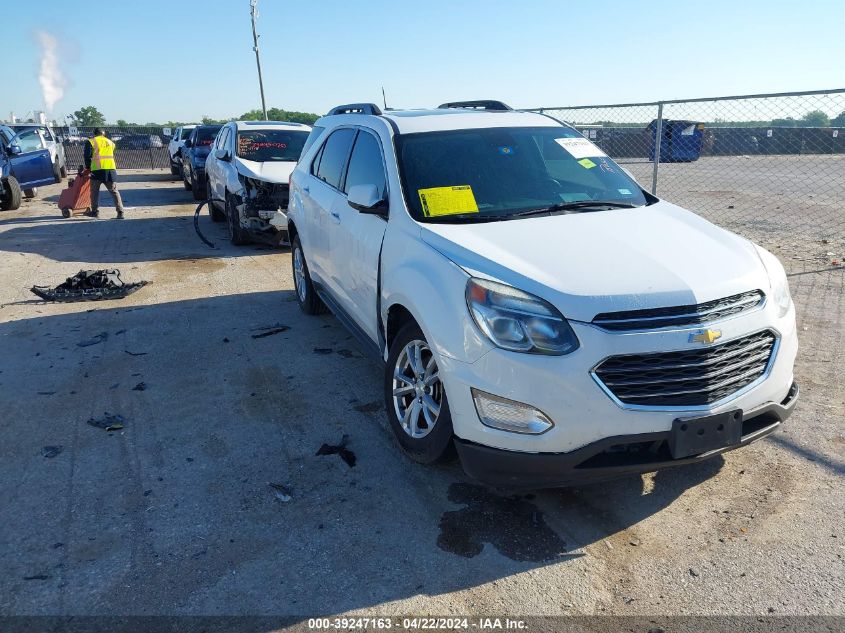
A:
[{"left": 83, "top": 128, "right": 125, "bottom": 219}]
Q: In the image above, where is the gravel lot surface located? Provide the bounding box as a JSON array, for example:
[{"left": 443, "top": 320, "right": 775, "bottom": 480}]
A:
[{"left": 0, "top": 169, "right": 842, "bottom": 619}]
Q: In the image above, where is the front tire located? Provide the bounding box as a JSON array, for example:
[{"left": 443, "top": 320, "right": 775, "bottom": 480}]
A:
[
  {"left": 226, "top": 194, "right": 249, "bottom": 245},
  {"left": 60, "top": 164, "right": 68, "bottom": 178},
  {"left": 207, "top": 181, "right": 225, "bottom": 222},
  {"left": 183, "top": 166, "right": 192, "bottom": 191},
  {"left": 384, "top": 322, "right": 454, "bottom": 464},
  {"left": 1, "top": 176, "right": 22, "bottom": 211},
  {"left": 291, "top": 235, "right": 327, "bottom": 315},
  {"left": 24, "top": 187, "right": 37, "bottom": 199},
  {"left": 52, "top": 161, "right": 62, "bottom": 183},
  {"left": 191, "top": 173, "right": 205, "bottom": 201}
]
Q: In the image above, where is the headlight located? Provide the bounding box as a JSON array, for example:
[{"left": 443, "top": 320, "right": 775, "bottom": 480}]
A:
[
  {"left": 755, "top": 245, "right": 792, "bottom": 317},
  {"left": 770, "top": 269, "right": 792, "bottom": 317},
  {"left": 465, "top": 278, "right": 579, "bottom": 355}
]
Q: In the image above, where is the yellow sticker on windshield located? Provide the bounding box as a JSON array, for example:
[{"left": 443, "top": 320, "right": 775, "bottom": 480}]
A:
[
  {"left": 418, "top": 185, "right": 479, "bottom": 217},
  {"left": 578, "top": 158, "right": 597, "bottom": 169}
]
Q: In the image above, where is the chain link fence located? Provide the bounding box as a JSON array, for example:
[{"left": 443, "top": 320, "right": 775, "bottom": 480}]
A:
[
  {"left": 55, "top": 125, "right": 175, "bottom": 172},
  {"left": 529, "top": 89, "right": 845, "bottom": 380},
  {"left": 528, "top": 89, "right": 845, "bottom": 276}
]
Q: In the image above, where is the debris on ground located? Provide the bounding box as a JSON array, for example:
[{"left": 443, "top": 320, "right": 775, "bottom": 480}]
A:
[
  {"left": 353, "top": 401, "right": 382, "bottom": 413},
  {"left": 23, "top": 574, "right": 51, "bottom": 581},
  {"left": 86, "top": 413, "right": 125, "bottom": 432},
  {"left": 316, "top": 434, "right": 356, "bottom": 467},
  {"left": 132, "top": 382, "right": 147, "bottom": 391},
  {"left": 251, "top": 324, "right": 291, "bottom": 339},
  {"left": 336, "top": 349, "right": 359, "bottom": 358},
  {"left": 77, "top": 332, "right": 108, "bottom": 347},
  {"left": 313, "top": 348, "right": 333, "bottom": 355},
  {"left": 31, "top": 269, "right": 148, "bottom": 302},
  {"left": 41, "top": 446, "right": 63, "bottom": 458},
  {"left": 124, "top": 349, "right": 147, "bottom": 356},
  {"left": 269, "top": 483, "right": 293, "bottom": 503}
]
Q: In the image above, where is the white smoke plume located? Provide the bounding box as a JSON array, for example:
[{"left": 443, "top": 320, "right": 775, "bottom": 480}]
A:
[{"left": 36, "top": 31, "right": 66, "bottom": 114}]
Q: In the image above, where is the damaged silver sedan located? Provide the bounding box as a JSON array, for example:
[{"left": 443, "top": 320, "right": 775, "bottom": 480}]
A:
[{"left": 205, "top": 120, "right": 312, "bottom": 246}]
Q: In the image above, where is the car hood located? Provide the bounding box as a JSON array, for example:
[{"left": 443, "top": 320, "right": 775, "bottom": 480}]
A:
[
  {"left": 233, "top": 158, "right": 295, "bottom": 184},
  {"left": 419, "top": 200, "right": 769, "bottom": 322}
]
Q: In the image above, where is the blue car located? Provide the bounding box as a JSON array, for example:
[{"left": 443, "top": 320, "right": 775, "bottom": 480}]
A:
[{"left": 1, "top": 125, "right": 57, "bottom": 210}]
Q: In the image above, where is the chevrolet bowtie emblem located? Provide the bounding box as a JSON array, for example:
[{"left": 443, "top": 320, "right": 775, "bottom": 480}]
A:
[{"left": 691, "top": 329, "right": 722, "bottom": 344}]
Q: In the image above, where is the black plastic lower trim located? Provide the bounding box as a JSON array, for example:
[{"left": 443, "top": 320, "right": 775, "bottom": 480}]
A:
[{"left": 455, "top": 382, "right": 799, "bottom": 489}]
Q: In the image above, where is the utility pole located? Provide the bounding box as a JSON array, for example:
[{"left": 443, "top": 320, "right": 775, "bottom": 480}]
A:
[{"left": 249, "top": 0, "right": 268, "bottom": 119}]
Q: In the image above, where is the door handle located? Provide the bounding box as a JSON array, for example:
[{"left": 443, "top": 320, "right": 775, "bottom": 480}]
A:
[
  {"left": 303, "top": 185, "right": 310, "bottom": 193},
  {"left": 330, "top": 211, "right": 341, "bottom": 224}
]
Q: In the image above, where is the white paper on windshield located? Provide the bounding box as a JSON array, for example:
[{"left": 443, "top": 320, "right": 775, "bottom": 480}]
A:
[{"left": 554, "top": 137, "right": 606, "bottom": 159}]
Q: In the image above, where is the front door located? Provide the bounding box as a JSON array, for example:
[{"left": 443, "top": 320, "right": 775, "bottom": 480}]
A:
[{"left": 329, "top": 129, "right": 389, "bottom": 344}]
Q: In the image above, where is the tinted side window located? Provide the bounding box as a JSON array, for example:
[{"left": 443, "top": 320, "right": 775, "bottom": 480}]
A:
[
  {"left": 299, "top": 125, "right": 325, "bottom": 161},
  {"left": 344, "top": 131, "right": 386, "bottom": 198},
  {"left": 216, "top": 128, "right": 229, "bottom": 149},
  {"left": 315, "top": 128, "right": 356, "bottom": 190}
]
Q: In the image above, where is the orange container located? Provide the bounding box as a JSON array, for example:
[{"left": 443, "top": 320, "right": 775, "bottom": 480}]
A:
[{"left": 57, "top": 168, "right": 92, "bottom": 217}]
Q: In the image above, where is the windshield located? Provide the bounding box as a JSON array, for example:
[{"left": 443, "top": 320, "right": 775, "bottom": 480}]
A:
[
  {"left": 396, "top": 126, "right": 647, "bottom": 222},
  {"left": 237, "top": 129, "right": 309, "bottom": 162}
]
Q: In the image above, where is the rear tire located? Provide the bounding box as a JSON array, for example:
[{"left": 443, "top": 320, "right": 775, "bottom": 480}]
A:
[
  {"left": 384, "top": 322, "right": 454, "bottom": 464},
  {"left": 291, "top": 235, "right": 328, "bottom": 315},
  {"left": 24, "top": 187, "right": 37, "bottom": 199},
  {"left": 52, "top": 161, "right": 62, "bottom": 183},
  {"left": 60, "top": 164, "right": 68, "bottom": 178},
  {"left": 170, "top": 162, "right": 180, "bottom": 176},
  {"left": 1, "top": 176, "right": 22, "bottom": 211},
  {"left": 183, "top": 166, "right": 192, "bottom": 191},
  {"left": 226, "top": 194, "right": 249, "bottom": 245}
]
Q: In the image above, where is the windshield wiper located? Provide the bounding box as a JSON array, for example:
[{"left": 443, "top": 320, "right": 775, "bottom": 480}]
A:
[{"left": 509, "top": 201, "right": 639, "bottom": 218}]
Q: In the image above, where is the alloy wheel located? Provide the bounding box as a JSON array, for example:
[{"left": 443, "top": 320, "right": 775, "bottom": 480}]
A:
[
  {"left": 293, "top": 246, "right": 307, "bottom": 302},
  {"left": 392, "top": 339, "right": 442, "bottom": 439}
]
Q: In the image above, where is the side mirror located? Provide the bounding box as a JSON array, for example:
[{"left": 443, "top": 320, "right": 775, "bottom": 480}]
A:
[
  {"left": 214, "top": 148, "right": 231, "bottom": 161},
  {"left": 347, "top": 184, "right": 387, "bottom": 215},
  {"left": 7, "top": 143, "right": 21, "bottom": 155},
  {"left": 184, "top": 139, "right": 193, "bottom": 148}
]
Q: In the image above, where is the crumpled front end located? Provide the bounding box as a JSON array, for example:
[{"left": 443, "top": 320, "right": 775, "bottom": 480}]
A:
[{"left": 235, "top": 177, "right": 291, "bottom": 245}]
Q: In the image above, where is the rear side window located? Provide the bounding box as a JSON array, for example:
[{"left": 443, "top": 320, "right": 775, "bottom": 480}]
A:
[
  {"left": 315, "top": 128, "right": 356, "bottom": 190},
  {"left": 299, "top": 126, "right": 325, "bottom": 161},
  {"left": 181, "top": 128, "right": 193, "bottom": 140},
  {"left": 344, "top": 131, "right": 386, "bottom": 199}
]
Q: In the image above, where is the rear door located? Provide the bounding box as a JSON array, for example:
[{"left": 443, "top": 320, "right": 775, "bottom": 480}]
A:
[
  {"left": 298, "top": 127, "right": 356, "bottom": 286},
  {"left": 331, "top": 129, "right": 389, "bottom": 342}
]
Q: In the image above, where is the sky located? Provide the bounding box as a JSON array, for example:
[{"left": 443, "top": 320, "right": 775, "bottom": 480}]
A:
[{"left": 5, "top": 0, "right": 844, "bottom": 124}]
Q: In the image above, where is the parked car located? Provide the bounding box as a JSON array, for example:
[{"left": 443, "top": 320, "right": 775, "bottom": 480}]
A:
[
  {"left": 287, "top": 101, "right": 799, "bottom": 488},
  {"left": 167, "top": 125, "right": 196, "bottom": 175},
  {"left": 205, "top": 120, "right": 311, "bottom": 245},
  {"left": 182, "top": 124, "right": 222, "bottom": 200},
  {"left": 115, "top": 134, "right": 163, "bottom": 150},
  {"left": 9, "top": 124, "right": 67, "bottom": 179},
  {"left": 0, "top": 125, "right": 58, "bottom": 210}
]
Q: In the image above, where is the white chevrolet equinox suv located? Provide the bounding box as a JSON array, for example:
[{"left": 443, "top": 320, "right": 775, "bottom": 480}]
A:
[{"left": 287, "top": 100, "right": 798, "bottom": 488}]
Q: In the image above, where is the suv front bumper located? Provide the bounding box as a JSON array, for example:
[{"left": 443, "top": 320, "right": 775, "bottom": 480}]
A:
[{"left": 455, "top": 382, "right": 798, "bottom": 488}]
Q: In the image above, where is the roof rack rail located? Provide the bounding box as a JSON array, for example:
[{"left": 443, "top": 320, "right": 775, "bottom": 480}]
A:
[
  {"left": 327, "top": 103, "right": 383, "bottom": 116},
  {"left": 437, "top": 100, "right": 513, "bottom": 111}
]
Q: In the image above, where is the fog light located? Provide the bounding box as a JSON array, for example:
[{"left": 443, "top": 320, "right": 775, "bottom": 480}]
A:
[{"left": 471, "top": 389, "right": 554, "bottom": 435}]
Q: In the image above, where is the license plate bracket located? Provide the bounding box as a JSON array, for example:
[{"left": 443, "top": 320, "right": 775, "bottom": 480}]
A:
[{"left": 669, "top": 409, "right": 743, "bottom": 459}]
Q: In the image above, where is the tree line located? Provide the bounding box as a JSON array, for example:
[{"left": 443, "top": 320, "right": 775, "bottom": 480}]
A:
[{"left": 64, "top": 105, "right": 320, "bottom": 128}]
